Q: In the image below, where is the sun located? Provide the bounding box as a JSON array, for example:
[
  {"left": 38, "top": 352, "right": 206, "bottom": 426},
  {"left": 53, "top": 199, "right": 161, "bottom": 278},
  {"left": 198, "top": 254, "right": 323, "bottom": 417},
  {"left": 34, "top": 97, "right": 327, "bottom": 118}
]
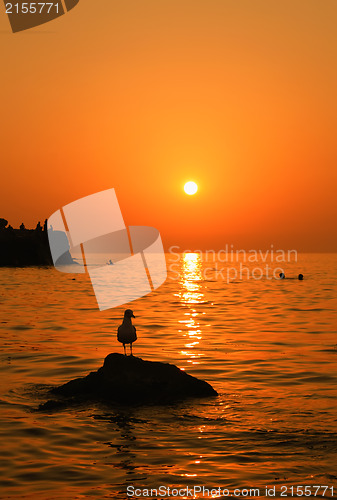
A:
[{"left": 184, "top": 181, "right": 198, "bottom": 195}]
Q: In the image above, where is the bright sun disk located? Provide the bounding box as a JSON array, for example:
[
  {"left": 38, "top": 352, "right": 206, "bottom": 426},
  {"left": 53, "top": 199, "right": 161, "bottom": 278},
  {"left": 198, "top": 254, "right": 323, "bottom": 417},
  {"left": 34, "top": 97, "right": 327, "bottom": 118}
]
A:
[{"left": 184, "top": 181, "right": 198, "bottom": 195}]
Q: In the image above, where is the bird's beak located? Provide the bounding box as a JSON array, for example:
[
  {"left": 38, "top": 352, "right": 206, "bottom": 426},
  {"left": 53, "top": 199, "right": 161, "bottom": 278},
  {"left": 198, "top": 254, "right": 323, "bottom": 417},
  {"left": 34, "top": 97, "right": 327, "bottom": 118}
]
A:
[{"left": 132, "top": 314, "right": 135, "bottom": 318}]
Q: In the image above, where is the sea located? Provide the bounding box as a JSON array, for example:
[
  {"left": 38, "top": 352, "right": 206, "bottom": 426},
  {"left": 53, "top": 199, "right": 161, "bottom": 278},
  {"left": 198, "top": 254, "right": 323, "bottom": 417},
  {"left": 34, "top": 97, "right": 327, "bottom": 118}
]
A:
[{"left": 0, "top": 252, "right": 336, "bottom": 499}]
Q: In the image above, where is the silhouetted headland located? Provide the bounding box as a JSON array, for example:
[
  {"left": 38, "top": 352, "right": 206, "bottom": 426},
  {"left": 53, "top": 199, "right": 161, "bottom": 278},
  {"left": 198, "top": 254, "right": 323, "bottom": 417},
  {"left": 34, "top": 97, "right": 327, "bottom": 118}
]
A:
[
  {"left": 40, "top": 353, "right": 217, "bottom": 409},
  {"left": 0, "top": 218, "right": 75, "bottom": 267}
]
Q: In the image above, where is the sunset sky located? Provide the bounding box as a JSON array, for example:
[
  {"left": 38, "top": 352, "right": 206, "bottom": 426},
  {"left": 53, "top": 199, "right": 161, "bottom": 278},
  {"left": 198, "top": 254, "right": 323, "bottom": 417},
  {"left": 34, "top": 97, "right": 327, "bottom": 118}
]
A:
[{"left": 1, "top": 0, "right": 337, "bottom": 252}]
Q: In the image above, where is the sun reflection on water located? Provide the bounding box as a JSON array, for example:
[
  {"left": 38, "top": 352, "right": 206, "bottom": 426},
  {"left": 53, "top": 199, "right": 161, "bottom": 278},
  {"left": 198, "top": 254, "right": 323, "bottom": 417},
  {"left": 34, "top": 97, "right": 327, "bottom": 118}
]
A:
[{"left": 174, "top": 253, "right": 206, "bottom": 365}]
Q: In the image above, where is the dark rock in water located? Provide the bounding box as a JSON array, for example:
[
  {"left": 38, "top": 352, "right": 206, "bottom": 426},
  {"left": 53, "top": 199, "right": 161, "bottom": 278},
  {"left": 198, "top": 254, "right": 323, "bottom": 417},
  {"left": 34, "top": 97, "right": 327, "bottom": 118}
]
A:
[{"left": 48, "top": 353, "right": 217, "bottom": 406}]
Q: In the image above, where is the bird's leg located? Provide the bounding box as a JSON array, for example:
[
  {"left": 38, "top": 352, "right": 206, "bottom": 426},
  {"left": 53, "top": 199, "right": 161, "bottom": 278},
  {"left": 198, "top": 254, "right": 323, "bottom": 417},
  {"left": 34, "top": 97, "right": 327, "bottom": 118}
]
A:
[
  {"left": 130, "top": 343, "right": 133, "bottom": 356},
  {"left": 123, "top": 344, "right": 126, "bottom": 356}
]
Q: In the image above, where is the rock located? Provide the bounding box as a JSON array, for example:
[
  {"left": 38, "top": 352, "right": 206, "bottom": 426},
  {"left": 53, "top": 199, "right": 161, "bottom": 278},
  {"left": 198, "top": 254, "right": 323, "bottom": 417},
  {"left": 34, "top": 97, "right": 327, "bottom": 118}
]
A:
[{"left": 48, "top": 353, "right": 217, "bottom": 406}]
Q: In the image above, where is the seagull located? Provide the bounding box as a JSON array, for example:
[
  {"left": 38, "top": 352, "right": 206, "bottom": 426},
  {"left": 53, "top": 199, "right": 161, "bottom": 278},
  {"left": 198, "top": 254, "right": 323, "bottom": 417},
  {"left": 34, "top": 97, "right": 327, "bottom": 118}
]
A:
[{"left": 117, "top": 309, "right": 137, "bottom": 356}]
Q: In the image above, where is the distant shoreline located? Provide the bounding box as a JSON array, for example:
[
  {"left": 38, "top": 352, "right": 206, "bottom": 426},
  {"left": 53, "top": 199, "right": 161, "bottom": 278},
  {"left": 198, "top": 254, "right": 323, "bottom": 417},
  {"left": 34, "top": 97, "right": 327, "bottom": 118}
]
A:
[{"left": 0, "top": 218, "right": 74, "bottom": 267}]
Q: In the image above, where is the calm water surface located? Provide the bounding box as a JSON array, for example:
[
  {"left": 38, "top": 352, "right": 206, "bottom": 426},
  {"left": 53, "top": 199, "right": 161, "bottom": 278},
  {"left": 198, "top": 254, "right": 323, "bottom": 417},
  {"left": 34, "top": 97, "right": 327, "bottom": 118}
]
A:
[{"left": 0, "top": 253, "right": 336, "bottom": 499}]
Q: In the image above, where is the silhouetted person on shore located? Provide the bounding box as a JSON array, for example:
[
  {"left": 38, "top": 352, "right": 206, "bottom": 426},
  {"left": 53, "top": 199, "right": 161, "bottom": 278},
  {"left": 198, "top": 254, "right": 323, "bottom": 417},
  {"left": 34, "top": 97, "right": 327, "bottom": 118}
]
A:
[
  {"left": 35, "top": 221, "right": 42, "bottom": 232},
  {"left": 117, "top": 309, "right": 137, "bottom": 356},
  {"left": 279, "top": 272, "right": 285, "bottom": 279},
  {"left": 20, "top": 223, "right": 26, "bottom": 231},
  {"left": 298, "top": 274, "right": 304, "bottom": 280},
  {"left": 0, "top": 218, "right": 8, "bottom": 230},
  {"left": 43, "top": 219, "right": 48, "bottom": 232}
]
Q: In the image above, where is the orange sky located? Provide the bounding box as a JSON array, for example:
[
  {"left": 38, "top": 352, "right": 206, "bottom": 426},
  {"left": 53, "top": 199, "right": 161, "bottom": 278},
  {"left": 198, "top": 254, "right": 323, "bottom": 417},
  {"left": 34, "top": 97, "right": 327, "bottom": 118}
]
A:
[{"left": 1, "top": 0, "right": 337, "bottom": 251}]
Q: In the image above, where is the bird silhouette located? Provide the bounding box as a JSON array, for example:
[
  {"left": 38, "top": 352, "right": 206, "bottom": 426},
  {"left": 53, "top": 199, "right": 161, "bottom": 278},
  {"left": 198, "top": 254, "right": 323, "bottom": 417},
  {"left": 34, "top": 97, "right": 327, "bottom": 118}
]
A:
[{"left": 117, "top": 309, "right": 137, "bottom": 356}]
